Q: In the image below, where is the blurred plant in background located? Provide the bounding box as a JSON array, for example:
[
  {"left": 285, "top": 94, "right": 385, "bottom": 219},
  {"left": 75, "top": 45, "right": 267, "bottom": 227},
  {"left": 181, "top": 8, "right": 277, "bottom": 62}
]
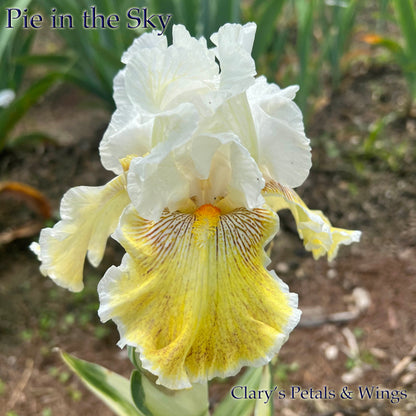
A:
[
  {"left": 8, "top": 0, "right": 413, "bottom": 129},
  {"left": 36, "top": 0, "right": 141, "bottom": 108},
  {"left": 144, "top": 0, "right": 241, "bottom": 40},
  {"left": 246, "top": 0, "right": 360, "bottom": 119},
  {"left": 143, "top": 0, "right": 361, "bottom": 118},
  {"left": 5, "top": 0, "right": 361, "bottom": 117},
  {"left": 363, "top": 0, "right": 416, "bottom": 111},
  {"left": 0, "top": 0, "right": 61, "bottom": 151},
  {"left": 33, "top": 0, "right": 242, "bottom": 108}
]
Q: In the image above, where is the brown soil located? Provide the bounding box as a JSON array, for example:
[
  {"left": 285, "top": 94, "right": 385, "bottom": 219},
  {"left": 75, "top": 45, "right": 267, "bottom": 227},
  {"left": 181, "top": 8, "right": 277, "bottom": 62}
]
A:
[{"left": 1, "top": 48, "right": 415, "bottom": 416}]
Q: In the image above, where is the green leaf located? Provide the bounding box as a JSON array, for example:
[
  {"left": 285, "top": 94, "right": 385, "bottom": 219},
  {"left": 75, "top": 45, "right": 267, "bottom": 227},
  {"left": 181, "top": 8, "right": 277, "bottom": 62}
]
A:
[
  {"left": 252, "top": 0, "right": 286, "bottom": 61},
  {"left": 295, "top": 0, "right": 315, "bottom": 114},
  {"left": 322, "top": 0, "right": 360, "bottom": 87},
  {"left": 367, "top": 36, "right": 402, "bottom": 54},
  {"left": 392, "top": 0, "right": 416, "bottom": 99},
  {"left": 254, "top": 365, "right": 273, "bottom": 416},
  {"left": 131, "top": 370, "right": 209, "bottom": 416},
  {"left": 0, "top": 0, "right": 33, "bottom": 59},
  {"left": 213, "top": 367, "right": 263, "bottom": 416},
  {"left": 35, "top": 0, "right": 138, "bottom": 106},
  {"left": 0, "top": 72, "right": 62, "bottom": 151},
  {"left": 393, "top": 0, "right": 416, "bottom": 59},
  {"left": 0, "top": 1, "right": 35, "bottom": 91},
  {"left": 61, "top": 351, "right": 141, "bottom": 416},
  {"left": 15, "top": 54, "right": 73, "bottom": 67},
  {"left": 130, "top": 371, "right": 152, "bottom": 416},
  {"left": 127, "top": 346, "right": 141, "bottom": 370},
  {"left": 212, "top": 0, "right": 241, "bottom": 33}
]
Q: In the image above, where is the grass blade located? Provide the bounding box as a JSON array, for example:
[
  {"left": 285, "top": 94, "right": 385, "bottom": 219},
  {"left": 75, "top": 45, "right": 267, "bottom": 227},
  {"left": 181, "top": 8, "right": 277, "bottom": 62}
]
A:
[
  {"left": 295, "top": 0, "right": 315, "bottom": 114},
  {"left": 0, "top": 0, "right": 32, "bottom": 58},
  {"left": 392, "top": 0, "right": 416, "bottom": 59},
  {"left": 252, "top": 0, "right": 286, "bottom": 61}
]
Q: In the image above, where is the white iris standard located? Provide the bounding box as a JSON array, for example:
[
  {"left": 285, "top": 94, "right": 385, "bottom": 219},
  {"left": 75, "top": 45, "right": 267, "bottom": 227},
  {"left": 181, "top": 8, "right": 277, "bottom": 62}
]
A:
[
  {"left": 99, "top": 23, "right": 256, "bottom": 176},
  {"left": 31, "top": 22, "right": 360, "bottom": 390}
]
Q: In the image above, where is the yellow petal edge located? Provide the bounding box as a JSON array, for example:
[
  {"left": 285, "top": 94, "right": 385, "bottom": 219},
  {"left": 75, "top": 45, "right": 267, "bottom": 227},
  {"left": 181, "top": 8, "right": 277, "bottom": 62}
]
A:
[
  {"left": 98, "top": 204, "right": 300, "bottom": 389},
  {"left": 263, "top": 181, "right": 361, "bottom": 261}
]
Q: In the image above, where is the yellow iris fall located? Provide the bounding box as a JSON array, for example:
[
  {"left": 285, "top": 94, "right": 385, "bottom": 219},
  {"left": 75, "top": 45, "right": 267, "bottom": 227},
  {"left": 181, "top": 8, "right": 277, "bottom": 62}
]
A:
[{"left": 98, "top": 204, "right": 300, "bottom": 389}]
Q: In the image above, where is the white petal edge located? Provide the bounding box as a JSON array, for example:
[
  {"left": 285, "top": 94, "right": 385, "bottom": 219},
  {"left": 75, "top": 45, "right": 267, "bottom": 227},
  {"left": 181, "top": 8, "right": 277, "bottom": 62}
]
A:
[
  {"left": 210, "top": 22, "right": 257, "bottom": 96},
  {"left": 98, "top": 254, "right": 301, "bottom": 389},
  {"left": 31, "top": 175, "right": 130, "bottom": 292}
]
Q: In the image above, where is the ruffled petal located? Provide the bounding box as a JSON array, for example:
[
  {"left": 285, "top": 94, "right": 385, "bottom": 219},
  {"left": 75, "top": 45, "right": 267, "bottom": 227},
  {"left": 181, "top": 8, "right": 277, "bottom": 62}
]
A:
[
  {"left": 98, "top": 204, "right": 300, "bottom": 389},
  {"left": 125, "top": 105, "right": 200, "bottom": 221},
  {"left": 100, "top": 24, "right": 218, "bottom": 174},
  {"left": 99, "top": 110, "right": 153, "bottom": 175},
  {"left": 121, "top": 30, "right": 167, "bottom": 64},
  {"left": 247, "top": 77, "right": 311, "bottom": 187},
  {"left": 123, "top": 25, "right": 217, "bottom": 115},
  {"left": 210, "top": 22, "right": 257, "bottom": 96},
  {"left": 263, "top": 181, "right": 361, "bottom": 261},
  {"left": 31, "top": 175, "right": 130, "bottom": 292},
  {"left": 127, "top": 131, "right": 264, "bottom": 221},
  {"left": 100, "top": 101, "right": 198, "bottom": 175},
  {"left": 247, "top": 76, "right": 304, "bottom": 134},
  {"left": 204, "top": 76, "right": 311, "bottom": 188},
  {"left": 205, "top": 93, "right": 259, "bottom": 161},
  {"left": 189, "top": 133, "right": 265, "bottom": 212}
]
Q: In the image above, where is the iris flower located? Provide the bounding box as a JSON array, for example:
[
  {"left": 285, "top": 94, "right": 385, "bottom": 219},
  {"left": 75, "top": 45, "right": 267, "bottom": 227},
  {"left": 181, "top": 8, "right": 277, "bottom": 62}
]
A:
[{"left": 31, "top": 23, "right": 360, "bottom": 390}]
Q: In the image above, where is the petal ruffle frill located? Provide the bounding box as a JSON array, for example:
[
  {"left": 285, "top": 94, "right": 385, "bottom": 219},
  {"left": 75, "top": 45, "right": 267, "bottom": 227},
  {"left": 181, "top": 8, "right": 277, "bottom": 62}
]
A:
[
  {"left": 30, "top": 175, "right": 130, "bottom": 292},
  {"left": 205, "top": 76, "right": 312, "bottom": 189},
  {"left": 263, "top": 181, "right": 361, "bottom": 261},
  {"left": 126, "top": 132, "right": 265, "bottom": 222},
  {"left": 98, "top": 204, "right": 300, "bottom": 389}
]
